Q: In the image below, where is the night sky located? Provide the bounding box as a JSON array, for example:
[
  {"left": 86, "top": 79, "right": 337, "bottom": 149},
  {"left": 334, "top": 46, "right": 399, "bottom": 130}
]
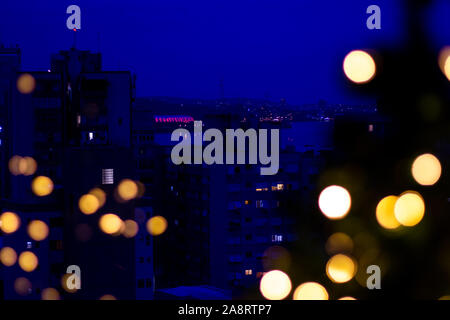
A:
[{"left": 0, "top": 0, "right": 449, "bottom": 104}]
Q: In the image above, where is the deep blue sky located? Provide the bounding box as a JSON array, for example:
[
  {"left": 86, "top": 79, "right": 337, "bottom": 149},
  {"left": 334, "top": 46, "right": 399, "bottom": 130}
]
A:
[{"left": 1, "top": 0, "right": 449, "bottom": 104}]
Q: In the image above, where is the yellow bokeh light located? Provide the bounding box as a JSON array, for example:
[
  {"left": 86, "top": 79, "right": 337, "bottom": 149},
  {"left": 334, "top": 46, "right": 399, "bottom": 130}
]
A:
[
  {"left": 411, "top": 153, "right": 441, "bottom": 186},
  {"left": 0, "top": 247, "right": 17, "bottom": 267},
  {"left": 31, "top": 176, "right": 54, "bottom": 197},
  {"left": 122, "top": 219, "right": 139, "bottom": 238},
  {"left": 394, "top": 191, "right": 425, "bottom": 227},
  {"left": 343, "top": 50, "right": 376, "bottom": 84},
  {"left": 14, "top": 277, "right": 32, "bottom": 296},
  {"left": 27, "top": 220, "right": 49, "bottom": 241},
  {"left": 117, "top": 179, "right": 138, "bottom": 201},
  {"left": 318, "top": 185, "right": 351, "bottom": 220},
  {"left": 99, "top": 213, "right": 123, "bottom": 235},
  {"left": 325, "top": 232, "right": 354, "bottom": 255},
  {"left": 41, "top": 288, "right": 60, "bottom": 300},
  {"left": 376, "top": 195, "right": 401, "bottom": 230},
  {"left": 146, "top": 216, "right": 168, "bottom": 236},
  {"left": 9, "top": 156, "right": 37, "bottom": 176},
  {"left": 259, "top": 270, "right": 292, "bottom": 300},
  {"left": 89, "top": 188, "right": 106, "bottom": 207},
  {"left": 79, "top": 194, "right": 100, "bottom": 215},
  {"left": 0, "top": 211, "right": 21, "bottom": 234},
  {"left": 99, "top": 294, "right": 117, "bottom": 300},
  {"left": 338, "top": 296, "right": 357, "bottom": 300},
  {"left": 17, "top": 73, "right": 36, "bottom": 94},
  {"left": 293, "top": 282, "right": 329, "bottom": 300},
  {"left": 18, "top": 251, "right": 39, "bottom": 272},
  {"left": 326, "top": 254, "right": 357, "bottom": 283},
  {"left": 439, "top": 295, "right": 450, "bottom": 300},
  {"left": 438, "top": 46, "right": 450, "bottom": 81}
]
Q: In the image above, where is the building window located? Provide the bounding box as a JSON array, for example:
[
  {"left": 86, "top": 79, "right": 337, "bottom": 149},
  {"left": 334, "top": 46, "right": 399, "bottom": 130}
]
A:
[
  {"left": 245, "top": 269, "right": 253, "bottom": 276},
  {"left": 88, "top": 132, "right": 94, "bottom": 141},
  {"left": 272, "top": 235, "right": 283, "bottom": 242},
  {"left": 102, "top": 169, "right": 114, "bottom": 184},
  {"left": 137, "top": 279, "right": 145, "bottom": 288},
  {"left": 277, "top": 184, "right": 284, "bottom": 191},
  {"left": 368, "top": 124, "right": 374, "bottom": 132},
  {"left": 256, "top": 200, "right": 263, "bottom": 208},
  {"left": 27, "top": 241, "right": 32, "bottom": 249}
]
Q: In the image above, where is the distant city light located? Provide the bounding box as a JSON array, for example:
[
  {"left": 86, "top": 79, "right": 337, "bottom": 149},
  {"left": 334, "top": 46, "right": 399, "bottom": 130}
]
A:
[
  {"left": 88, "top": 132, "right": 94, "bottom": 140},
  {"left": 259, "top": 270, "right": 292, "bottom": 300},
  {"left": 438, "top": 46, "right": 450, "bottom": 81},
  {"left": 293, "top": 282, "right": 329, "bottom": 300},
  {"left": 325, "top": 232, "right": 354, "bottom": 255},
  {"left": 31, "top": 176, "right": 54, "bottom": 197},
  {"left": 0, "top": 211, "right": 21, "bottom": 234},
  {"left": 27, "top": 220, "right": 49, "bottom": 241},
  {"left": 14, "top": 277, "right": 32, "bottom": 296},
  {"left": 99, "top": 294, "right": 117, "bottom": 300},
  {"left": 17, "top": 73, "right": 36, "bottom": 94},
  {"left": 99, "top": 213, "right": 123, "bottom": 235},
  {"left": 411, "top": 153, "right": 441, "bottom": 186},
  {"left": 89, "top": 188, "right": 106, "bottom": 207},
  {"left": 343, "top": 50, "right": 376, "bottom": 84},
  {"left": 117, "top": 179, "right": 138, "bottom": 201},
  {"left": 154, "top": 115, "right": 194, "bottom": 123},
  {"left": 326, "top": 254, "right": 357, "bottom": 283},
  {"left": 318, "top": 185, "right": 351, "bottom": 220},
  {"left": 0, "top": 247, "right": 17, "bottom": 267},
  {"left": 394, "top": 191, "right": 425, "bottom": 227},
  {"left": 79, "top": 194, "right": 100, "bottom": 215},
  {"left": 41, "top": 288, "right": 60, "bottom": 300},
  {"left": 122, "top": 219, "right": 139, "bottom": 238},
  {"left": 376, "top": 195, "right": 401, "bottom": 230},
  {"left": 146, "top": 216, "right": 168, "bottom": 236},
  {"left": 18, "top": 251, "right": 39, "bottom": 272}
]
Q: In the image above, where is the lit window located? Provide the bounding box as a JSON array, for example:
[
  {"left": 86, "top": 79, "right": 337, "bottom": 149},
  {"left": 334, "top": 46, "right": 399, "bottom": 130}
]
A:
[
  {"left": 88, "top": 132, "right": 94, "bottom": 141},
  {"left": 368, "top": 124, "right": 374, "bottom": 132},
  {"left": 245, "top": 269, "right": 253, "bottom": 276},
  {"left": 277, "top": 184, "right": 284, "bottom": 191},
  {"left": 27, "top": 241, "right": 32, "bottom": 249},
  {"left": 244, "top": 200, "right": 249, "bottom": 205},
  {"left": 256, "top": 200, "right": 263, "bottom": 208},
  {"left": 102, "top": 169, "right": 114, "bottom": 184},
  {"left": 272, "top": 235, "right": 283, "bottom": 242}
]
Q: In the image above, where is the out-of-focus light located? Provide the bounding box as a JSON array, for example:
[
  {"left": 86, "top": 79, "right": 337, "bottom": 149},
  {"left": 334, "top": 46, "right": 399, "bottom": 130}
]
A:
[
  {"left": 23, "top": 157, "right": 37, "bottom": 176},
  {"left": 79, "top": 194, "right": 100, "bottom": 215},
  {"left": 117, "top": 179, "right": 138, "bottom": 201},
  {"left": 146, "top": 216, "right": 168, "bottom": 236},
  {"left": 14, "top": 277, "right": 32, "bottom": 296},
  {"left": 18, "top": 251, "right": 38, "bottom": 272},
  {"left": 318, "top": 185, "right": 351, "bottom": 220},
  {"left": 338, "top": 296, "right": 357, "bottom": 300},
  {"left": 31, "top": 176, "right": 54, "bottom": 197},
  {"left": 17, "top": 73, "right": 36, "bottom": 94},
  {"left": 89, "top": 188, "right": 106, "bottom": 207},
  {"left": 411, "top": 153, "right": 441, "bottom": 186},
  {"left": 325, "top": 232, "right": 354, "bottom": 255},
  {"left": 376, "top": 195, "right": 401, "bottom": 230},
  {"left": 41, "top": 288, "right": 60, "bottom": 300},
  {"left": 343, "top": 50, "right": 376, "bottom": 84},
  {"left": 0, "top": 247, "right": 17, "bottom": 266},
  {"left": 293, "top": 282, "right": 329, "bottom": 300},
  {"left": 27, "top": 220, "right": 49, "bottom": 241},
  {"left": 438, "top": 46, "right": 450, "bottom": 81},
  {"left": 99, "top": 294, "right": 117, "bottom": 300},
  {"left": 9, "top": 156, "right": 38, "bottom": 176},
  {"left": 259, "top": 270, "right": 292, "bottom": 300},
  {"left": 99, "top": 213, "right": 123, "bottom": 235},
  {"left": 439, "top": 295, "right": 450, "bottom": 300},
  {"left": 0, "top": 211, "right": 21, "bottom": 234},
  {"left": 326, "top": 254, "right": 357, "bottom": 283},
  {"left": 122, "top": 219, "right": 139, "bottom": 238},
  {"left": 9, "top": 155, "right": 22, "bottom": 176},
  {"left": 394, "top": 191, "right": 425, "bottom": 227}
]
